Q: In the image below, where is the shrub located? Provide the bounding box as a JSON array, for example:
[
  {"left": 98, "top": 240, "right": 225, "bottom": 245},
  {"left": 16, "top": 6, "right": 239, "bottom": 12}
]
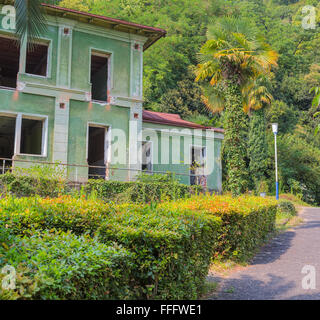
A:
[
  {"left": 159, "top": 194, "right": 278, "bottom": 261},
  {"left": 0, "top": 194, "right": 277, "bottom": 299},
  {"left": 84, "top": 179, "right": 200, "bottom": 203},
  {"left": 1, "top": 230, "right": 134, "bottom": 300},
  {"left": 277, "top": 200, "right": 297, "bottom": 217},
  {"left": 0, "top": 170, "right": 66, "bottom": 198},
  {"left": 0, "top": 196, "right": 221, "bottom": 299}
]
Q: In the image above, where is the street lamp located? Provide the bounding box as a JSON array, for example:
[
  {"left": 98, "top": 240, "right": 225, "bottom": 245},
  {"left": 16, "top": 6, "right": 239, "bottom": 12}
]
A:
[{"left": 272, "top": 123, "right": 279, "bottom": 200}]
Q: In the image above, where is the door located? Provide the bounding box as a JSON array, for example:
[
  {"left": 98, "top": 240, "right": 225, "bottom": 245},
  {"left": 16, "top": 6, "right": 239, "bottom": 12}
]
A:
[
  {"left": 87, "top": 125, "right": 108, "bottom": 179},
  {"left": 190, "top": 146, "right": 206, "bottom": 186}
]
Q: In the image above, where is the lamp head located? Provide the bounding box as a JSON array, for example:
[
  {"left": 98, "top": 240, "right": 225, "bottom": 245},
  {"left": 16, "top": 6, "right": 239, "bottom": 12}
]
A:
[{"left": 272, "top": 123, "right": 278, "bottom": 134}]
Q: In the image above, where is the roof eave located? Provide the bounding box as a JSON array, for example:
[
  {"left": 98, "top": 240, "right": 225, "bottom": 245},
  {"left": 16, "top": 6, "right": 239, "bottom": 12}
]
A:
[{"left": 41, "top": 4, "right": 166, "bottom": 51}]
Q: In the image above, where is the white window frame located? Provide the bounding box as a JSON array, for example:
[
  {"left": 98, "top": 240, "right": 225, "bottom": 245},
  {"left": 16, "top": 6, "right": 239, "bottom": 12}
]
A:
[
  {"left": 89, "top": 48, "right": 113, "bottom": 102},
  {"left": 0, "top": 111, "right": 48, "bottom": 157},
  {"left": 16, "top": 113, "right": 48, "bottom": 157},
  {"left": 24, "top": 38, "right": 52, "bottom": 78},
  {"left": 86, "top": 122, "right": 111, "bottom": 166}
]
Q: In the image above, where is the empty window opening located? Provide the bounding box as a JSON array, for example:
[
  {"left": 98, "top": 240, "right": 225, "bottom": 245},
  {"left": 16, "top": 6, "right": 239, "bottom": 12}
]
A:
[
  {"left": 88, "top": 126, "right": 107, "bottom": 179},
  {"left": 26, "top": 42, "right": 48, "bottom": 76},
  {"left": 0, "top": 36, "right": 20, "bottom": 89},
  {"left": 20, "top": 118, "right": 43, "bottom": 155},
  {"left": 190, "top": 146, "right": 206, "bottom": 186},
  {"left": 142, "top": 141, "right": 153, "bottom": 172},
  {"left": 91, "top": 53, "right": 109, "bottom": 102}
]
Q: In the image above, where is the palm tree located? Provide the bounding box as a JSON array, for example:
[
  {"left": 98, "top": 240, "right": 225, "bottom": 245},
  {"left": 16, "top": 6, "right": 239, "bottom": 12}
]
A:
[
  {"left": 4, "top": 0, "right": 59, "bottom": 46},
  {"left": 196, "top": 17, "right": 278, "bottom": 195}
]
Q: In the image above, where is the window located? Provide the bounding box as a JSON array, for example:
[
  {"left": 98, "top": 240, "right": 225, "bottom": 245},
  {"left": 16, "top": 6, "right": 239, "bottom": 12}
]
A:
[
  {"left": 0, "top": 36, "right": 20, "bottom": 89},
  {"left": 0, "top": 115, "right": 16, "bottom": 159},
  {"left": 142, "top": 141, "right": 153, "bottom": 172},
  {"left": 90, "top": 52, "right": 109, "bottom": 102},
  {"left": 190, "top": 146, "right": 206, "bottom": 186},
  {"left": 20, "top": 118, "right": 43, "bottom": 155},
  {"left": 26, "top": 42, "right": 49, "bottom": 77},
  {"left": 0, "top": 113, "right": 47, "bottom": 157}
]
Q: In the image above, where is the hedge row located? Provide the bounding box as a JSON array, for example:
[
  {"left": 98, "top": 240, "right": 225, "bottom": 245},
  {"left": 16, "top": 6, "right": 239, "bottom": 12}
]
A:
[
  {"left": 0, "top": 194, "right": 277, "bottom": 299},
  {"left": 159, "top": 195, "right": 278, "bottom": 260},
  {"left": 0, "top": 172, "right": 202, "bottom": 203},
  {"left": 0, "top": 172, "right": 66, "bottom": 198},
  {"left": 84, "top": 179, "right": 202, "bottom": 203},
  {"left": 0, "top": 230, "right": 134, "bottom": 300},
  {"left": 0, "top": 196, "right": 220, "bottom": 299}
]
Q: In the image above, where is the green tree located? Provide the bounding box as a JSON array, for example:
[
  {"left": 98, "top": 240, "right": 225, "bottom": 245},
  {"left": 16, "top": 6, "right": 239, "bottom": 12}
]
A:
[{"left": 196, "top": 17, "right": 278, "bottom": 195}]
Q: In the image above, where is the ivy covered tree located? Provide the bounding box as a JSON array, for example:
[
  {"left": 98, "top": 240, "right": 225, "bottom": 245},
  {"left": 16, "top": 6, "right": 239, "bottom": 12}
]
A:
[
  {"left": 196, "top": 17, "right": 278, "bottom": 195},
  {"left": 248, "top": 109, "right": 269, "bottom": 191}
]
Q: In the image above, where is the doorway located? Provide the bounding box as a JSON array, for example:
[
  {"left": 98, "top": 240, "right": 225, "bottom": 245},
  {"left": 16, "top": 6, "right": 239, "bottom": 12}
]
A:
[
  {"left": 87, "top": 125, "right": 108, "bottom": 179},
  {"left": 190, "top": 146, "right": 207, "bottom": 187},
  {"left": 0, "top": 115, "right": 16, "bottom": 173}
]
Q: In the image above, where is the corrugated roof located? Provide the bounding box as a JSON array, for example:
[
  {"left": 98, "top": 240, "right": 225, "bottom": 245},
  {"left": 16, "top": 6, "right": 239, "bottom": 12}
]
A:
[
  {"left": 142, "top": 110, "right": 224, "bottom": 133},
  {"left": 42, "top": 4, "right": 166, "bottom": 50}
]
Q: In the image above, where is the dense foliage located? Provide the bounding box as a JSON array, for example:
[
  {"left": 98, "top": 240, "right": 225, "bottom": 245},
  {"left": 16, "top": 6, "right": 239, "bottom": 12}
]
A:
[
  {"left": 0, "top": 171, "right": 201, "bottom": 203},
  {"left": 0, "top": 194, "right": 277, "bottom": 299},
  {"left": 47, "top": 0, "right": 320, "bottom": 203}
]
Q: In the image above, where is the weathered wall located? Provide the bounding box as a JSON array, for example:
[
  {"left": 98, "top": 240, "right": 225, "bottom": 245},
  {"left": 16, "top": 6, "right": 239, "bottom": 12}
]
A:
[{"left": 142, "top": 122, "right": 223, "bottom": 191}]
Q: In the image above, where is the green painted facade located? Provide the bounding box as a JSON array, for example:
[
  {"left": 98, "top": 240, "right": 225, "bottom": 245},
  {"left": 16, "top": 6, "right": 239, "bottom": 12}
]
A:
[{"left": 0, "top": 5, "right": 223, "bottom": 191}]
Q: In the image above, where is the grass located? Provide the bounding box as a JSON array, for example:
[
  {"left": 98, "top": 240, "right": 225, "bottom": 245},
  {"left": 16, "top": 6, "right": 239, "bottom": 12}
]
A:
[
  {"left": 200, "top": 281, "right": 220, "bottom": 299},
  {"left": 209, "top": 259, "right": 248, "bottom": 277},
  {"left": 279, "top": 193, "right": 311, "bottom": 207}
]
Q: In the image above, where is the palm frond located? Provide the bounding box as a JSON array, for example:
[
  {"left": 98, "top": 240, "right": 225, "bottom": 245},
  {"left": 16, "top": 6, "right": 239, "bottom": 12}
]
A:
[{"left": 14, "top": 0, "right": 57, "bottom": 48}]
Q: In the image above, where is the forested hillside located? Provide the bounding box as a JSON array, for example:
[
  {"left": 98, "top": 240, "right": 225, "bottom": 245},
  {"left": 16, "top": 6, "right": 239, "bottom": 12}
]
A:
[{"left": 56, "top": 0, "right": 320, "bottom": 204}]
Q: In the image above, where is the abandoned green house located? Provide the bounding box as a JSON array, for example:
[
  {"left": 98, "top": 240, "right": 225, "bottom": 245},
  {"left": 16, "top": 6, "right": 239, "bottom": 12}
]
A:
[{"left": 0, "top": 4, "right": 224, "bottom": 191}]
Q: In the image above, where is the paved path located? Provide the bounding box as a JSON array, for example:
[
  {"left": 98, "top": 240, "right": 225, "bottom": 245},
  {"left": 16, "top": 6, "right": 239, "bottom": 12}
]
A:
[{"left": 208, "top": 208, "right": 320, "bottom": 300}]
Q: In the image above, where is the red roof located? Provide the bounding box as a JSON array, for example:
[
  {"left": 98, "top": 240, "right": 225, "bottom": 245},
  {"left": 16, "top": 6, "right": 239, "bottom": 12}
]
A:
[
  {"left": 42, "top": 4, "right": 166, "bottom": 50},
  {"left": 142, "top": 110, "right": 224, "bottom": 133}
]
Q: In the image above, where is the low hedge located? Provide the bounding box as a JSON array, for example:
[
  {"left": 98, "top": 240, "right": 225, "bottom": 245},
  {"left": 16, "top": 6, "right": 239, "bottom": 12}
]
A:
[
  {"left": 0, "top": 230, "right": 134, "bottom": 300},
  {"left": 0, "top": 172, "right": 66, "bottom": 198},
  {"left": 84, "top": 179, "right": 202, "bottom": 203},
  {"left": 0, "top": 196, "right": 220, "bottom": 299},
  {"left": 0, "top": 172, "right": 202, "bottom": 204},
  {"left": 0, "top": 194, "right": 277, "bottom": 299},
  {"left": 159, "top": 194, "right": 278, "bottom": 261}
]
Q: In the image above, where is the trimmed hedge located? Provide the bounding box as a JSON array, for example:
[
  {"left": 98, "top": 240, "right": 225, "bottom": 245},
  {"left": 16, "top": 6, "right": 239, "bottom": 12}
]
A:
[
  {"left": 0, "top": 172, "right": 66, "bottom": 197},
  {"left": 159, "top": 195, "right": 278, "bottom": 260},
  {"left": 0, "top": 172, "right": 202, "bottom": 203},
  {"left": 0, "top": 196, "right": 221, "bottom": 299},
  {"left": 0, "top": 230, "right": 134, "bottom": 300},
  {"left": 0, "top": 194, "right": 277, "bottom": 299},
  {"left": 84, "top": 179, "right": 202, "bottom": 203}
]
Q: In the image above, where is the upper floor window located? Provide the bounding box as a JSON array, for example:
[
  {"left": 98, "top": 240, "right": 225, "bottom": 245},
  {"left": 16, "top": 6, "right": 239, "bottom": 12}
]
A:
[
  {"left": 26, "top": 41, "right": 49, "bottom": 77},
  {"left": 90, "top": 51, "right": 109, "bottom": 102},
  {"left": 0, "top": 35, "right": 20, "bottom": 89}
]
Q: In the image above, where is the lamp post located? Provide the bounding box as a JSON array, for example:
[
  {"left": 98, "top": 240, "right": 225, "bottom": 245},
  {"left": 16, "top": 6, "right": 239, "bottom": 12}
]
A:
[{"left": 272, "top": 123, "right": 279, "bottom": 200}]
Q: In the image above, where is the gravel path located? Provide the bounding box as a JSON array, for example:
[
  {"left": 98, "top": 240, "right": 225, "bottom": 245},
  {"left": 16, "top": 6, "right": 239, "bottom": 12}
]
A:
[{"left": 208, "top": 208, "right": 320, "bottom": 300}]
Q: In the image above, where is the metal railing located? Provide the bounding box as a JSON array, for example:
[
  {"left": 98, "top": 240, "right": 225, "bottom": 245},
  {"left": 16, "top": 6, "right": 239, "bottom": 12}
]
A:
[{"left": 0, "top": 157, "right": 208, "bottom": 187}]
